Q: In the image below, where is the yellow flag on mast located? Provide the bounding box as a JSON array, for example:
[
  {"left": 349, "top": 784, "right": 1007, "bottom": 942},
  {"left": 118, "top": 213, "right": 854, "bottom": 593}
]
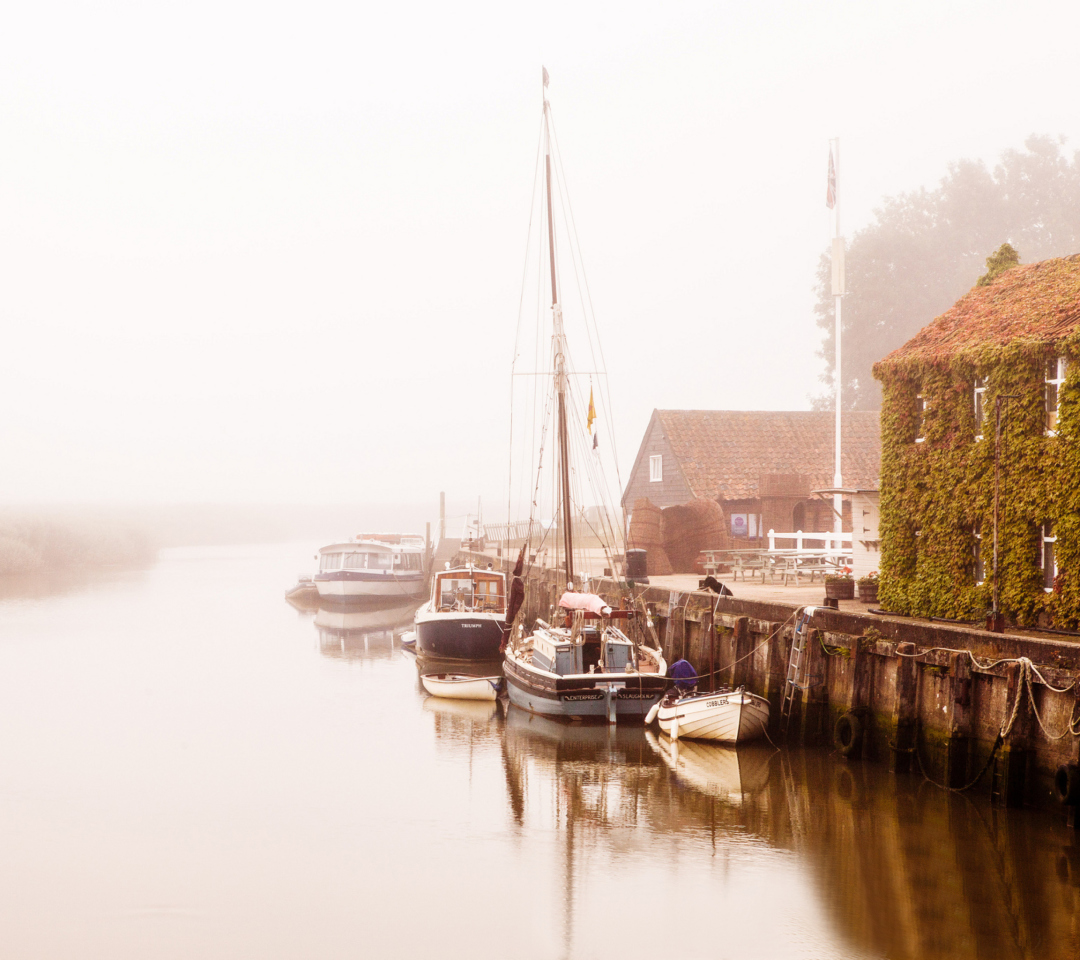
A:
[{"left": 586, "top": 386, "right": 596, "bottom": 434}]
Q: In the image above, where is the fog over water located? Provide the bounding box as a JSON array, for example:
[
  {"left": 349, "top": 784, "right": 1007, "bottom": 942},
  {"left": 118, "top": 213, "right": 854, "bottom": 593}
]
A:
[{"left": 3, "top": 1, "right": 1080, "bottom": 509}]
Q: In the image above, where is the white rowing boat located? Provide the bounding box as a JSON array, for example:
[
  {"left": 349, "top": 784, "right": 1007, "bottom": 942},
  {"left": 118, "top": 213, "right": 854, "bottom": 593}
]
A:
[
  {"left": 421, "top": 674, "right": 503, "bottom": 701},
  {"left": 646, "top": 686, "right": 770, "bottom": 743}
]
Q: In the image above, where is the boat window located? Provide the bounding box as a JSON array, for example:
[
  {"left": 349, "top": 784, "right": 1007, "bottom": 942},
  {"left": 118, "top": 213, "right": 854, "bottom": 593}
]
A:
[
  {"left": 320, "top": 552, "right": 343, "bottom": 572},
  {"left": 475, "top": 579, "right": 504, "bottom": 611},
  {"left": 343, "top": 553, "right": 366, "bottom": 569},
  {"left": 439, "top": 578, "right": 474, "bottom": 609},
  {"left": 367, "top": 553, "right": 389, "bottom": 570}
]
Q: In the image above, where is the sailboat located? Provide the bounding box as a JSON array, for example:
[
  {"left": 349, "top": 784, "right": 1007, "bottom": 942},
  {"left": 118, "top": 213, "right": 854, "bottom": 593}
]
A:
[{"left": 502, "top": 72, "right": 668, "bottom": 723}]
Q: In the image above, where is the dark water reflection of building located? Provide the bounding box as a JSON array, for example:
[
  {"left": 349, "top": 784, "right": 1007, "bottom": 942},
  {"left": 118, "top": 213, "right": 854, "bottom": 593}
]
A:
[
  {"left": 432, "top": 707, "right": 1080, "bottom": 960},
  {"left": 313, "top": 600, "right": 419, "bottom": 662}
]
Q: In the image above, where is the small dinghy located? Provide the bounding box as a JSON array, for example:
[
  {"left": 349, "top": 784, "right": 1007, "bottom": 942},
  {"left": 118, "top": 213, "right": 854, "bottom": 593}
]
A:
[
  {"left": 421, "top": 674, "right": 503, "bottom": 701},
  {"left": 645, "top": 659, "right": 769, "bottom": 744}
]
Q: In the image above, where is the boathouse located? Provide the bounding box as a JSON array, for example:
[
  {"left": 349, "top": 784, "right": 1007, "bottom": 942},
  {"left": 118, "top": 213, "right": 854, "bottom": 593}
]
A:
[
  {"left": 621, "top": 410, "right": 881, "bottom": 540},
  {"left": 873, "top": 253, "right": 1080, "bottom": 626}
]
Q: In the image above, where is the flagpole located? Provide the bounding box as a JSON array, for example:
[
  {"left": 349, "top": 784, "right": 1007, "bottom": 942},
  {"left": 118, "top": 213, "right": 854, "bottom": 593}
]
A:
[{"left": 831, "top": 138, "right": 844, "bottom": 544}]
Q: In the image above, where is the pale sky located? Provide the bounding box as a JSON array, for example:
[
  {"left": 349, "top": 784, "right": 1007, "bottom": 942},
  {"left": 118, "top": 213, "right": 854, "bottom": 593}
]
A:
[{"left": 2, "top": 0, "right": 1079, "bottom": 510}]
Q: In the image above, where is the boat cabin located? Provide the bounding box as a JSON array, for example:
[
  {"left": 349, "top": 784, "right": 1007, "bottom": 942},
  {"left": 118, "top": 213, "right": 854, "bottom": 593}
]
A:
[
  {"left": 319, "top": 541, "right": 423, "bottom": 574},
  {"left": 432, "top": 567, "right": 506, "bottom": 613},
  {"left": 530, "top": 626, "right": 635, "bottom": 677}
]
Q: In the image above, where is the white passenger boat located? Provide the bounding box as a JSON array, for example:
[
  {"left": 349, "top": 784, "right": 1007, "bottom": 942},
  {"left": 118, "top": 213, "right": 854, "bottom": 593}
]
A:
[
  {"left": 648, "top": 686, "right": 770, "bottom": 743},
  {"left": 421, "top": 673, "right": 503, "bottom": 701},
  {"left": 313, "top": 534, "right": 426, "bottom": 601}
]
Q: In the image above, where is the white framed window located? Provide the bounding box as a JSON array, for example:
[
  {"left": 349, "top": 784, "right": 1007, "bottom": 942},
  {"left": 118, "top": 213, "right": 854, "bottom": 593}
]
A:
[
  {"left": 649, "top": 455, "right": 663, "bottom": 482},
  {"left": 974, "top": 376, "right": 987, "bottom": 441},
  {"left": 1041, "top": 522, "right": 1057, "bottom": 592},
  {"left": 1046, "top": 357, "right": 1066, "bottom": 435},
  {"left": 915, "top": 394, "right": 927, "bottom": 443},
  {"left": 973, "top": 522, "right": 984, "bottom": 584}
]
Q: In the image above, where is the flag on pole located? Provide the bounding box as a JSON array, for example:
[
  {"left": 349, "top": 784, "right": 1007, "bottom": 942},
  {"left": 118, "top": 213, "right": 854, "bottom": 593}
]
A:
[
  {"left": 593, "top": 429, "right": 599, "bottom": 451},
  {"left": 542, "top": 66, "right": 550, "bottom": 88},
  {"left": 826, "top": 148, "right": 836, "bottom": 210},
  {"left": 586, "top": 386, "right": 596, "bottom": 434}
]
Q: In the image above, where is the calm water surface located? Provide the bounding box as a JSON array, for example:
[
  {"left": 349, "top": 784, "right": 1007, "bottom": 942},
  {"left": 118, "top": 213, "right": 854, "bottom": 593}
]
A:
[{"left": 1, "top": 543, "right": 1078, "bottom": 959}]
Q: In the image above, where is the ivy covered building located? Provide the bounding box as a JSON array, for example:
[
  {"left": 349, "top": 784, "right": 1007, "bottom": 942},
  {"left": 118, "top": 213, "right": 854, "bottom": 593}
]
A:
[{"left": 873, "top": 253, "right": 1080, "bottom": 627}]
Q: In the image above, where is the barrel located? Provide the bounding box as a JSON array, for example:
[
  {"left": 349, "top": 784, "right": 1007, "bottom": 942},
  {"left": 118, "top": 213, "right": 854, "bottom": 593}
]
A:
[{"left": 626, "top": 549, "right": 648, "bottom": 579}]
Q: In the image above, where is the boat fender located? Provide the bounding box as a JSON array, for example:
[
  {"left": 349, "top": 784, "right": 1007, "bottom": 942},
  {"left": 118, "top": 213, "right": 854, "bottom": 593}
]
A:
[
  {"left": 833, "top": 713, "right": 862, "bottom": 757},
  {"left": 644, "top": 702, "right": 660, "bottom": 726},
  {"left": 1055, "top": 763, "right": 1080, "bottom": 805}
]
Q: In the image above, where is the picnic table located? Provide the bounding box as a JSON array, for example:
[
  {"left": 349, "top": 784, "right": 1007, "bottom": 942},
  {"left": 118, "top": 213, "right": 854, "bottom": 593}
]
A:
[{"left": 700, "top": 548, "right": 853, "bottom": 585}]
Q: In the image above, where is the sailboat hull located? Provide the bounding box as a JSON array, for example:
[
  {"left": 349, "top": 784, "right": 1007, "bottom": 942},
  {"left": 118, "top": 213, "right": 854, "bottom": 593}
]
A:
[{"left": 504, "top": 656, "right": 666, "bottom": 721}]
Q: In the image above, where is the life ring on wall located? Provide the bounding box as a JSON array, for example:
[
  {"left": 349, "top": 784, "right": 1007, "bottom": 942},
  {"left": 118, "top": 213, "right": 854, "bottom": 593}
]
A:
[
  {"left": 833, "top": 713, "right": 863, "bottom": 757},
  {"left": 1055, "top": 763, "right": 1080, "bottom": 805}
]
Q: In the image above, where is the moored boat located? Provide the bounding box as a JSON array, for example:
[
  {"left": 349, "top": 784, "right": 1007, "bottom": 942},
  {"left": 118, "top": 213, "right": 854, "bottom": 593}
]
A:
[
  {"left": 650, "top": 686, "right": 770, "bottom": 744},
  {"left": 500, "top": 76, "right": 667, "bottom": 723},
  {"left": 504, "top": 596, "right": 668, "bottom": 722},
  {"left": 313, "top": 534, "right": 426, "bottom": 601},
  {"left": 421, "top": 673, "right": 503, "bottom": 701},
  {"left": 413, "top": 564, "right": 507, "bottom": 661}
]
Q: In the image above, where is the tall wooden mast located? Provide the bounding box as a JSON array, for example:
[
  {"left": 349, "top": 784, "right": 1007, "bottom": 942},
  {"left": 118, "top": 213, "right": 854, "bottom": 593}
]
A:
[{"left": 543, "top": 81, "right": 574, "bottom": 585}]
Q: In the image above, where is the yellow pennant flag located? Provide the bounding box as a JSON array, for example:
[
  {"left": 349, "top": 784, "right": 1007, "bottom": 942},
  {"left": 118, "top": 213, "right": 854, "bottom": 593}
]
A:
[{"left": 587, "top": 386, "right": 596, "bottom": 434}]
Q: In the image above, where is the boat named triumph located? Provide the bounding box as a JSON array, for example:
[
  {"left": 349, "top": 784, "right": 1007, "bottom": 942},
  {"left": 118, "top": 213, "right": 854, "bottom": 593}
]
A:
[{"left": 413, "top": 564, "right": 507, "bottom": 662}]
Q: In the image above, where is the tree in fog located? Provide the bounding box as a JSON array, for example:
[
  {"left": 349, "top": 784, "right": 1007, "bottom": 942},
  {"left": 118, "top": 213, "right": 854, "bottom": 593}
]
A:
[{"left": 814, "top": 135, "right": 1080, "bottom": 410}]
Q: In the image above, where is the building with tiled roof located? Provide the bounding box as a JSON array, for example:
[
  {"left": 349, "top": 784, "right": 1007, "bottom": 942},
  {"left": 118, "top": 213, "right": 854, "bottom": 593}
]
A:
[
  {"left": 621, "top": 409, "right": 881, "bottom": 539},
  {"left": 872, "top": 253, "right": 1080, "bottom": 626}
]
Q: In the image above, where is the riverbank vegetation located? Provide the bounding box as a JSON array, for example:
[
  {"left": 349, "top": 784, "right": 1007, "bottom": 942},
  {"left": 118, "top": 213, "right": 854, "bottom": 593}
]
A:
[{"left": 0, "top": 513, "right": 155, "bottom": 576}]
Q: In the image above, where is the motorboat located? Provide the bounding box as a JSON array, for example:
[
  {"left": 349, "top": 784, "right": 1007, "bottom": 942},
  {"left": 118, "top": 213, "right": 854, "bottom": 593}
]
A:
[
  {"left": 413, "top": 563, "right": 507, "bottom": 661},
  {"left": 313, "top": 534, "right": 426, "bottom": 601},
  {"left": 421, "top": 674, "right": 503, "bottom": 701}
]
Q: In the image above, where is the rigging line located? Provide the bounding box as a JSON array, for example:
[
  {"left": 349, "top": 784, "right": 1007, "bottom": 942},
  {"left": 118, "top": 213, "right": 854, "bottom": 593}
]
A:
[
  {"left": 548, "top": 107, "right": 623, "bottom": 486},
  {"left": 508, "top": 114, "right": 547, "bottom": 540},
  {"left": 517, "top": 174, "right": 548, "bottom": 530},
  {"left": 511, "top": 112, "right": 546, "bottom": 374}
]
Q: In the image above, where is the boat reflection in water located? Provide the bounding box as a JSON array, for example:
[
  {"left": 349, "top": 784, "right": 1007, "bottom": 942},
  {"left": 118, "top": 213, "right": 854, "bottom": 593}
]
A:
[
  {"left": 313, "top": 599, "right": 420, "bottom": 662},
  {"left": 428, "top": 703, "right": 1080, "bottom": 960},
  {"left": 645, "top": 730, "right": 774, "bottom": 804}
]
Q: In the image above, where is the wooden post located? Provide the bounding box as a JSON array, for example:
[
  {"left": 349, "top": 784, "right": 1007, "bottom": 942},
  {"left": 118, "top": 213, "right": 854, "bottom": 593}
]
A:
[
  {"left": 844, "top": 634, "right": 874, "bottom": 760},
  {"left": 890, "top": 644, "right": 918, "bottom": 773},
  {"left": 995, "top": 662, "right": 1030, "bottom": 807},
  {"left": 945, "top": 653, "right": 973, "bottom": 789},
  {"left": 703, "top": 612, "right": 715, "bottom": 692},
  {"left": 794, "top": 626, "right": 827, "bottom": 745},
  {"left": 732, "top": 617, "right": 752, "bottom": 689},
  {"left": 764, "top": 620, "right": 787, "bottom": 709}
]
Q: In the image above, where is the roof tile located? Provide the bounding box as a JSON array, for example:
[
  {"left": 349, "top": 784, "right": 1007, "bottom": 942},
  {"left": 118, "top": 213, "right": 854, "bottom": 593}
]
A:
[{"left": 655, "top": 410, "right": 881, "bottom": 500}]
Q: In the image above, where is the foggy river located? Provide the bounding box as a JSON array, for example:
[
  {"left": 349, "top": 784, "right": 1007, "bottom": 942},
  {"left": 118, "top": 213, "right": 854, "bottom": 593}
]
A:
[{"left": 1, "top": 543, "right": 1079, "bottom": 959}]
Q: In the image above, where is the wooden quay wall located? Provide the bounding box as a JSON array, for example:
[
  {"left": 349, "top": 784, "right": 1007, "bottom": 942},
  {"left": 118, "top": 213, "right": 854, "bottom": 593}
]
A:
[{"left": 456, "top": 549, "right": 1080, "bottom": 812}]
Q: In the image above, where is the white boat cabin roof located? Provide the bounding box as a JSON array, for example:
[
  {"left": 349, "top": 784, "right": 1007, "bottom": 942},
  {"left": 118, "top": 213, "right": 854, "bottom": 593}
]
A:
[{"left": 319, "top": 536, "right": 424, "bottom": 555}]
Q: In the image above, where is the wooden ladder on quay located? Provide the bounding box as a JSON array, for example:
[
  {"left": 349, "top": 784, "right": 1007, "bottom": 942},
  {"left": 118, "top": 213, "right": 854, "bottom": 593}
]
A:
[{"left": 780, "top": 606, "right": 815, "bottom": 733}]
